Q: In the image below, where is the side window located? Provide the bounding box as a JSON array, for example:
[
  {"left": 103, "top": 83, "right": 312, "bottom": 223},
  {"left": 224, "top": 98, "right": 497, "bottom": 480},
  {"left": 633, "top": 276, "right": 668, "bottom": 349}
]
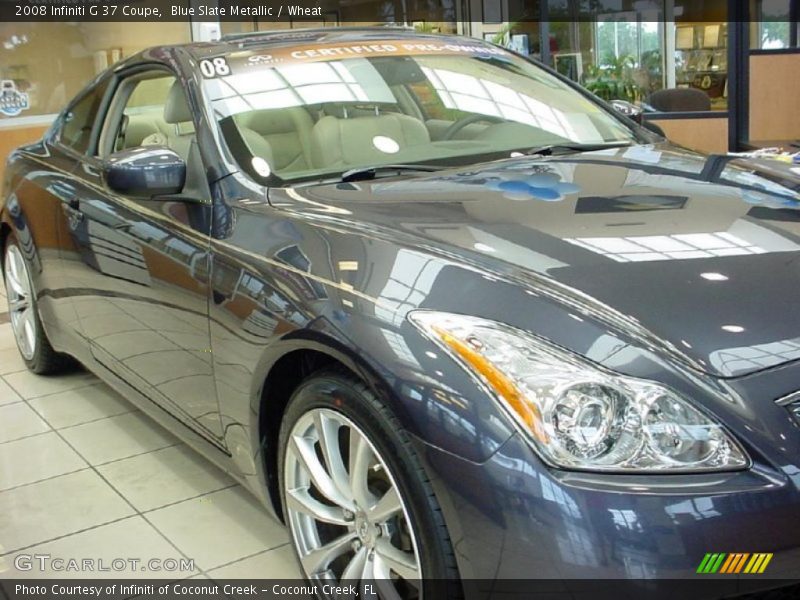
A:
[
  {"left": 103, "top": 73, "right": 176, "bottom": 155},
  {"left": 59, "top": 80, "right": 109, "bottom": 154}
]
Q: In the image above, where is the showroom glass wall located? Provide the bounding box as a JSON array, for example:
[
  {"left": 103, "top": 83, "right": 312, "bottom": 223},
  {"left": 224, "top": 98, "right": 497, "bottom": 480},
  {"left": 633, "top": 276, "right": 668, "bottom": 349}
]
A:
[
  {"left": 477, "top": 1, "right": 731, "bottom": 112},
  {"left": 482, "top": 0, "right": 798, "bottom": 152},
  {"left": 746, "top": 0, "right": 800, "bottom": 147},
  {"left": 0, "top": 0, "right": 796, "bottom": 164}
]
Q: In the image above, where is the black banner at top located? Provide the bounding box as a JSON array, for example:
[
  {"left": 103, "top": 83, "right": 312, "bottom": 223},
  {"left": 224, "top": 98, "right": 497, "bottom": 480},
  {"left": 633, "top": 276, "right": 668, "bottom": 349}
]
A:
[{"left": 0, "top": 0, "right": 797, "bottom": 23}]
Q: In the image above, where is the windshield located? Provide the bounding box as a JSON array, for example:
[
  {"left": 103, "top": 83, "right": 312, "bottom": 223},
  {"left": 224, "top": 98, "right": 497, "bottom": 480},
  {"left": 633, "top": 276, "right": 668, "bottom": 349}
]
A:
[{"left": 202, "top": 38, "right": 637, "bottom": 183}]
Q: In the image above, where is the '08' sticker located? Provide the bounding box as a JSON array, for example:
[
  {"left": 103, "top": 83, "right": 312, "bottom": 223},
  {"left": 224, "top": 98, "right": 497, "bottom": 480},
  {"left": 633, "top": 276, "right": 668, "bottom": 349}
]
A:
[{"left": 199, "top": 57, "right": 231, "bottom": 78}]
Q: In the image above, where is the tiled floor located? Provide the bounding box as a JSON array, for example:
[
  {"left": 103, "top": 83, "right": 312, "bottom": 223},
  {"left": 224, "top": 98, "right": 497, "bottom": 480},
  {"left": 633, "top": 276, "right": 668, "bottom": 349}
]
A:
[{"left": 0, "top": 282, "right": 301, "bottom": 580}]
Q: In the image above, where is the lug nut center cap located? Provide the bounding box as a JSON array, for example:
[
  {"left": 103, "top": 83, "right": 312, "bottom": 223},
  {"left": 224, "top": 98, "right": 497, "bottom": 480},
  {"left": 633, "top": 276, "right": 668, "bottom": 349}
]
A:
[{"left": 354, "top": 513, "right": 375, "bottom": 546}]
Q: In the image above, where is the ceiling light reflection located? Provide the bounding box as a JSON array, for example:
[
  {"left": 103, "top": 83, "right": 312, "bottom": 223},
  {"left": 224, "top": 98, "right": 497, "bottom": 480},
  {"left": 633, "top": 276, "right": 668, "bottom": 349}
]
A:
[{"left": 700, "top": 272, "right": 729, "bottom": 281}]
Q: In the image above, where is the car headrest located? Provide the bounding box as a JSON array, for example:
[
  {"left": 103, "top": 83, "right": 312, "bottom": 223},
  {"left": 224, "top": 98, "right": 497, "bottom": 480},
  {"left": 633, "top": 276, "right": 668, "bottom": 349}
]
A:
[
  {"left": 320, "top": 103, "right": 350, "bottom": 119},
  {"left": 239, "top": 126, "right": 275, "bottom": 165},
  {"left": 320, "top": 102, "right": 397, "bottom": 119},
  {"left": 239, "top": 107, "right": 312, "bottom": 136},
  {"left": 310, "top": 113, "right": 429, "bottom": 168},
  {"left": 371, "top": 57, "right": 427, "bottom": 86},
  {"left": 647, "top": 88, "right": 711, "bottom": 112},
  {"left": 164, "top": 81, "right": 192, "bottom": 124}
]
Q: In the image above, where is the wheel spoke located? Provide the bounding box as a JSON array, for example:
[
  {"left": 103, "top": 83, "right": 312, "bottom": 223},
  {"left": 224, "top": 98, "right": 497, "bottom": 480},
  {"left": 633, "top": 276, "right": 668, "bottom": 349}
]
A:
[
  {"left": 4, "top": 247, "right": 37, "bottom": 361},
  {"left": 21, "top": 309, "right": 36, "bottom": 349},
  {"left": 368, "top": 486, "right": 402, "bottom": 523},
  {"left": 359, "top": 554, "right": 379, "bottom": 600},
  {"left": 5, "top": 275, "right": 24, "bottom": 299},
  {"left": 349, "top": 430, "right": 376, "bottom": 510},
  {"left": 5, "top": 256, "right": 25, "bottom": 298},
  {"left": 374, "top": 538, "right": 420, "bottom": 581},
  {"left": 286, "top": 487, "right": 350, "bottom": 526},
  {"left": 13, "top": 252, "right": 29, "bottom": 294},
  {"left": 291, "top": 434, "right": 354, "bottom": 510},
  {"left": 6, "top": 251, "right": 19, "bottom": 284},
  {"left": 9, "top": 296, "right": 29, "bottom": 312},
  {"left": 314, "top": 411, "right": 352, "bottom": 500},
  {"left": 371, "top": 563, "right": 405, "bottom": 600},
  {"left": 300, "top": 531, "right": 356, "bottom": 575},
  {"left": 285, "top": 408, "right": 424, "bottom": 589},
  {"left": 341, "top": 546, "right": 367, "bottom": 582}
]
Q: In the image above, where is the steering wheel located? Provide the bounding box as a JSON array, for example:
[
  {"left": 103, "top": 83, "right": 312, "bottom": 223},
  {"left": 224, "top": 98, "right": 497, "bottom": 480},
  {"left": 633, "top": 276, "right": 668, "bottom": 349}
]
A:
[{"left": 441, "top": 114, "right": 504, "bottom": 141}]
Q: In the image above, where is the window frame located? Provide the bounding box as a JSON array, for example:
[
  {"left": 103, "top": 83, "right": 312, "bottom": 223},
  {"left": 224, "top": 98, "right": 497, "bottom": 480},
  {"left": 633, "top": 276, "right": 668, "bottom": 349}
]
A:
[{"left": 50, "top": 75, "right": 114, "bottom": 159}]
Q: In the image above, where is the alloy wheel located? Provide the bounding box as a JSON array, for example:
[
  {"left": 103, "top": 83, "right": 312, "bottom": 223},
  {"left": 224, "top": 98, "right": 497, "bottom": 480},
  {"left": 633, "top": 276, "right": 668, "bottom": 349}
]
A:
[
  {"left": 284, "top": 408, "right": 422, "bottom": 598},
  {"left": 4, "top": 245, "right": 36, "bottom": 361}
]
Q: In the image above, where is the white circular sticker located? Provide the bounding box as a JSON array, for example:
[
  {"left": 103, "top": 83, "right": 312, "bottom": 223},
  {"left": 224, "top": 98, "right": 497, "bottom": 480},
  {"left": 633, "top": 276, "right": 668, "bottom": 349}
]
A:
[
  {"left": 373, "top": 135, "right": 400, "bottom": 154},
  {"left": 251, "top": 157, "right": 272, "bottom": 177}
]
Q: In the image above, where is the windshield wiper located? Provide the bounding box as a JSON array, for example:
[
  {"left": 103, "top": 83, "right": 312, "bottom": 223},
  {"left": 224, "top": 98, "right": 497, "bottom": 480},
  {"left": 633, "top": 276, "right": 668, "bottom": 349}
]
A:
[
  {"left": 340, "top": 164, "right": 442, "bottom": 183},
  {"left": 524, "top": 141, "right": 632, "bottom": 157}
]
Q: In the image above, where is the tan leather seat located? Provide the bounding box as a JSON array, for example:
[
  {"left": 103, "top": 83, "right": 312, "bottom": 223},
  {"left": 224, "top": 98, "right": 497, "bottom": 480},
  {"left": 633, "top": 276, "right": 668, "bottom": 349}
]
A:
[
  {"left": 142, "top": 82, "right": 274, "bottom": 171},
  {"left": 310, "top": 113, "right": 429, "bottom": 169},
  {"left": 239, "top": 127, "right": 274, "bottom": 167},
  {"left": 123, "top": 111, "right": 169, "bottom": 149},
  {"left": 236, "top": 108, "right": 313, "bottom": 172},
  {"left": 141, "top": 81, "right": 195, "bottom": 159}
]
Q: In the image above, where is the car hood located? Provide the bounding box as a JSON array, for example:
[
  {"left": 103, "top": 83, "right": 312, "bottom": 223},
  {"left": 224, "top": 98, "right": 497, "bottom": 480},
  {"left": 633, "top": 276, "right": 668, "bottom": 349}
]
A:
[{"left": 273, "top": 144, "right": 800, "bottom": 378}]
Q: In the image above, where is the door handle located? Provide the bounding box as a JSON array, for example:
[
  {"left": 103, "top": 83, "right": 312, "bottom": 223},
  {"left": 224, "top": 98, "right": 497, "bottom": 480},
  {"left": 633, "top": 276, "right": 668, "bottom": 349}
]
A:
[{"left": 62, "top": 198, "right": 84, "bottom": 229}]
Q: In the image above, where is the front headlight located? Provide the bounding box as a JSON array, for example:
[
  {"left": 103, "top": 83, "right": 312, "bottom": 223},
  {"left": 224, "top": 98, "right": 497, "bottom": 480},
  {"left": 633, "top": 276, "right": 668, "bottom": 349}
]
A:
[{"left": 409, "top": 311, "right": 748, "bottom": 472}]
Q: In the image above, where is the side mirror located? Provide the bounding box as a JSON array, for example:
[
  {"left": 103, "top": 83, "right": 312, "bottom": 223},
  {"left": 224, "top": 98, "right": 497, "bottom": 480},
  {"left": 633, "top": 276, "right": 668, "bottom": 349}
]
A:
[
  {"left": 104, "top": 146, "right": 186, "bottom": 198},
  {"left": 610, "top": 99, "right": 643, "bottom": 124}
]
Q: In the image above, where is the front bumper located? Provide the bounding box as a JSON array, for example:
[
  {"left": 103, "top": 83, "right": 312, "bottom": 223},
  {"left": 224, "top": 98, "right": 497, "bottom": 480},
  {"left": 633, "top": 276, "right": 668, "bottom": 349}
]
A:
[{"left": 418, "top": 431, "right": 800, "bottom": 595}]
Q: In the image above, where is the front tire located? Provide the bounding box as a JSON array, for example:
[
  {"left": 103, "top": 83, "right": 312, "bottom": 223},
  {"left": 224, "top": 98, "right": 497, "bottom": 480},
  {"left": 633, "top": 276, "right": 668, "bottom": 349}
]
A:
[
  {"left": 279, "top": 370, "right": 461, "bottom": 599},
  {"left": 3, "top": 234, "right": 72, "bottom": 374}
]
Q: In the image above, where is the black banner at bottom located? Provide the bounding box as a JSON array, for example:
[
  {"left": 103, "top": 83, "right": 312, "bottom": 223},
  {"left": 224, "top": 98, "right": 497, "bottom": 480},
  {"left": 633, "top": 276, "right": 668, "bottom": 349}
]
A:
[{"left": 2, "top": 579, "right": 800, "bottom": 600}]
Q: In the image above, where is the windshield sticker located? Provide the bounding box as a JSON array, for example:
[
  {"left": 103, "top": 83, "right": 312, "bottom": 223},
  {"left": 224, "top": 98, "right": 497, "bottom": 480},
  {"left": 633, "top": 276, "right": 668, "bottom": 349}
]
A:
[
  {"left": 199, "top": 57, "right": 231, "bottom": 78},
  {"left": 0, "top": 80, "right": 30, "bottom": 117},
  {"left": 373, "top": 136, "right": 400, "bottom": 154},
  {"left": 233, "top": 40, "right": 509, "bottom": 71}
]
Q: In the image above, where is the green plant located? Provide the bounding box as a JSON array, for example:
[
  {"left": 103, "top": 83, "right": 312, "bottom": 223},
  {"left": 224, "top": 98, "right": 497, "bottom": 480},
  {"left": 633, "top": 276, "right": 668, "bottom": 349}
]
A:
[
  {"left": 490, "top": 23, "right": 512, "bottom": 46},
  {"left": 581, "top": 54, "right": 646, "bottom": 103},
  {"left": 639, "top": 49, "right": 663, "bottom": 94},
  {"left": 486, "top": 21, "right": 519, "bottom": 46},
  {"left": 413, "top": 22, "right": 438, "bottom": 33}
]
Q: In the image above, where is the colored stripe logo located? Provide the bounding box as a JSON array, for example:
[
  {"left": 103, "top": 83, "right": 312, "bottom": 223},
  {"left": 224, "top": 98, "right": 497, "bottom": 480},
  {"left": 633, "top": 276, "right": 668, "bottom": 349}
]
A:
[{"left": 697, "top": 553, "right": 773, "bottom": 574}]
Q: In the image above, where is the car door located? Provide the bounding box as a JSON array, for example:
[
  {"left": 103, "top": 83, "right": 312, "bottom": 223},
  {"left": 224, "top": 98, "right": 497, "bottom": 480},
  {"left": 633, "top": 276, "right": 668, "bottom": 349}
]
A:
[
  {"left": 13, "top": 78, "right": 114, "bottom": 364},
  {"left": 62, "top": 66, "right": 224, "bottom": 444}
]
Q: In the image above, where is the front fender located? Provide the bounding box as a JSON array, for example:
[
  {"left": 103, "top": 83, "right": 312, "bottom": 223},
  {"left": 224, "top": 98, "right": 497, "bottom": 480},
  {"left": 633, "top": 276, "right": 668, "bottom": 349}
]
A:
[{"left": 247, "top": 315, "right": 516, "bottom": 470}]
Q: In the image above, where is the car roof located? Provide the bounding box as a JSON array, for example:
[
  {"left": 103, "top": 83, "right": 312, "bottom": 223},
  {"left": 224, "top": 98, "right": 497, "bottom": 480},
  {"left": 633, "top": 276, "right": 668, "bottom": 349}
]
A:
[
  {"left": 115, "top": 27, "right": 490, "bottom": 78},
  {"left": 185, "top": 26, "right": 477, "bottom": 58}
]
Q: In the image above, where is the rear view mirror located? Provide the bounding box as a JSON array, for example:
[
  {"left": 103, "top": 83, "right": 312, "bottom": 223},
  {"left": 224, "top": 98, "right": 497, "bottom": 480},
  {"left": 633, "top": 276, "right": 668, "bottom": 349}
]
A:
[
  {"left": 610, "top": 99, "right": 643, "bottom": 124},
  {"left": 609, "top": 100, "right": 666, "bottom": 138},
  {"left": 104, "top": 146, "right": 186, "bottom": 198}
]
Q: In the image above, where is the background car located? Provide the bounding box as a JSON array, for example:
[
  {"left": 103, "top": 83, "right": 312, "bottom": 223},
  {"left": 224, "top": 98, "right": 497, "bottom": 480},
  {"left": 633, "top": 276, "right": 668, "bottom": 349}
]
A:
[{"left": 2, "top": 27, "right": 800, "bottom": 598}]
